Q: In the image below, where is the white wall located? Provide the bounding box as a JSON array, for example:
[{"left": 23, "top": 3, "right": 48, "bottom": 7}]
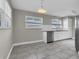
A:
[
  {"left": 72, "top": 17, "right": 76, "bottom": 39},
  {"left": 13, "top": 9, "right": 54, "bottom": 44},
  {"left": 0, "top": 0, "right": 13, "bottom": 59},
  {"left": 0, "top": 30, "right": 12, "bottom": 59},
  {"left": 13, "top": 9, "right": 73, "bottom": 44}
]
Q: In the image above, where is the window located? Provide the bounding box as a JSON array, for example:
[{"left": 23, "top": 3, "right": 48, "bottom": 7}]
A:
[
  {"left": 0, "top": 10, "right": 12, "bottom": 29},
  {"left": 0, "top": 10, "right": 3, "bottom": 29},
  {"left": 51, "top": 19, "right": 62, "bottom": 29},
  {"left": 25, "top": 16, "right": 43, "bottom": 29},
  {"left": 0, "top": 14, "right": 1, "bottom": 28}
]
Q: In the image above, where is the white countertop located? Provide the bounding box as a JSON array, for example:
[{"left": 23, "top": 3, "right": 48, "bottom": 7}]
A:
[
  {"left": 41, "top": 29, "right": 68, "bottom": 32},
  {"left": 41, "top": 25, "right": 69, "bottom": 32}
]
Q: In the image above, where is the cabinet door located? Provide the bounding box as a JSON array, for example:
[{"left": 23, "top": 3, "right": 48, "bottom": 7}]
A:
[
  {"left": 0, "top": 0, "right": 5, "bottom": 11},
  {"left": 63, "top": 17, "right": 68, "bottom": 30}
]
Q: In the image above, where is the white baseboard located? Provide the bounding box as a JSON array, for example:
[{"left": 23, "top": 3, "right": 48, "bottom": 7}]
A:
[
  {"left": 6, "top": 45, "right": 14, "bottom": 59},
  {"left": 13, "top": 40, "right": 44, "bottom": 47},
  {"left": 6, "top": 40, "right": 44, "bottom": 59}
]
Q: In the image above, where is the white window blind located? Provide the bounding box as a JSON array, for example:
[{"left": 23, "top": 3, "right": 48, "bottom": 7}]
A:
[
  {"left": 0, "top": 10, "right": 12, "bottom": 29},
  {"left": 52, "top": 19, "right": 62, "bottom": 29},
  {"left": 25, "top": 16, "right": 43, "bottom": 29}
]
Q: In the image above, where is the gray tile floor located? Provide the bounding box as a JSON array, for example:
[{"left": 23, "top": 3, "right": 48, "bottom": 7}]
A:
[{"left": 9, "top": 39, "right": 79, "bottom": 59}]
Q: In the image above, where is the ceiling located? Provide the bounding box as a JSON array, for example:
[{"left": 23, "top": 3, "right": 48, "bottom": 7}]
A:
[{"left": 10, "top": 0, "right": 79, "bottom": 16}]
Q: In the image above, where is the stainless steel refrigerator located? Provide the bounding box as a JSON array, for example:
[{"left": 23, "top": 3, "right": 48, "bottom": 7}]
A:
[{"left": 75, "top": 16, "right": 79, "bottom": 52}]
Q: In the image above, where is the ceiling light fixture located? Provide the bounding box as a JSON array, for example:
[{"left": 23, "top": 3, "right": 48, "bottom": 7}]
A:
[{"left": 37, "top": 0, "right": 47, "bottom": 14}]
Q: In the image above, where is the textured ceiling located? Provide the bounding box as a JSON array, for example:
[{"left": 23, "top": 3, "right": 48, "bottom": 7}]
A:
[{"left": 10, "top": 0, "right": 79, "bottom": 16}]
